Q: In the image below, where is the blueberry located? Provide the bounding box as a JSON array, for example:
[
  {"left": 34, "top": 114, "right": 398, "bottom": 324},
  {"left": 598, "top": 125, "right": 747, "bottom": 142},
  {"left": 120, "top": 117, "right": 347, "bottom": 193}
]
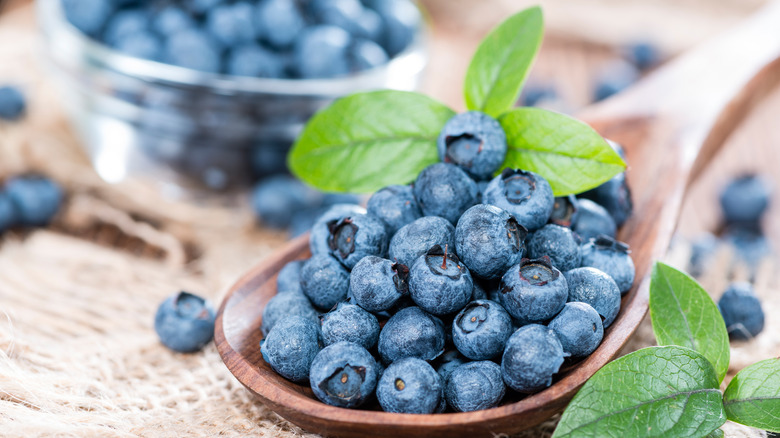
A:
[
  {"left": 300, "top": 254, "right": 350, "bottom": 310},
  {"left": 437, "top": 112, "right": 507, "bottom": 180},
  {"left": 520, "top": 82, "right": 558, "bottom": 107},
  {"left": 719, "top": 174, "right": 771, "bottom": 225},
  {"left": 154, "top": 291, "right": 216, "bottom": 353},
  {"left": 310, "top": 204, "right": 367, "bottom": 255},
  {"left": 624, "top": 41, "right": 660, "bottom": 70},
  {"left": 205, "top": 2, "right": 257, "bottom": 48},
  {"left": 471, "top": 279, "right": 488, "bottom": 300},
  {"left": 501, "top": 324, "right": 565, "bottom": 393},
  {"left": 321, "top": 302, "right": 380, "bottom": 349},
  {"left": 452, "top": 300, "right": 513, "bottom": 360},
  {"left": 689, "top": 233, "right": 720, "bottom": 277},
  {"left": 453, "top": 204, "right": 526, "bottom": 279},
  {"left": 256, "top": 0, "right": 306, "bottom": 49},
  {"left": 549, "top": 195, "right": 579, "bottom": 228},
  {"left": 0, "top": 194, "right": 17, "bottom": 232},
  {"left": 277, "top": 259, "right": 306, "bottom": 294},
  {"left": 353, "top": 8, "right": 383, "bottom": 42},
  {"left": 311, "top": 0, "right": 366, "bottom": 37},
  {"left": 435, "top": 350, "right": 468, "bottom": 384},
  {"left": 327, "top": 213, "right": 389, "bottom": 269},
  {"left": 527, "top": 224, "right": 581, "bottom": 272},
  {"left": 483, "top": 169, "right": 554, "bottom": 231},
  {"left": 164, "top": 28, "right": 222, "bottom": 73},
  {"left": 152, "top": 6, "right": 195, "bottom": 37},
  {"left": 294, "top": 25, "right": 352, "bottom": 78},
  {"left": 548, "top": 302, "right": 603, "bottom": 358},
  {"left": 261, "top": 292, "right": 318, "bottom": 336},
  {"left": 309, "top": 341, "right": 379, "bottom": 408},
  {"left": 251, "top": 175, "right": 323, "bottom": 229},
  {"left": 412, "top": 163, "right": 479, "bottom": 225},
  {"left": 499, "top": 257, "right": 568, "bottom": 323},
  {"left": 388, "top": 215, "right": 455, "bottom": 267},
  {"left": 378, "top": 306, "right": 445, "bottom": 363},
  {"left": 564, "top": 267, "right": 621, "bottom": 328},
  {"left": 367, "top": 185, "right": 422, "bottom": 235},
  {"left": 349, "top": 256, "right": 409, "bottom": 313},
  {"left": 377, "top": 357, "right": 442, "bottom": 414},
  {"left": 350, "top": 38, "right": 389, "bottom": 71},
  {"left": 571, "top": 198, "right": 617, "bottom": 240},
  {"left": 722, "top": 224, "right": 771, "bottom": 269},
  {"left": 103, "top": 10, "right": 148, "bottom": 46},
  {"left": 227, "top": 44, "right": 286, "bottom": 78},
  {"left": 409, "top": 244, "right": 473, "bottom": 316},
  {"left": 580, "top": 235, "right": 635, "bottom": 294},
  {"left": 261, "top": 315, "right": 322, "bottom": 383},
  {"left": 718, "top": 282, "right": 765, "bottom": 340},
  {"left": 61, "top": 0, "right": 114, "bottom": 37},
  {"left": 187, "top": 0, "right": 221, "bottom": 15},
  {"left": 5, "top": 176, "right": 63, "bottom": 227},
  {"left": 114, "top": 32, "right": 162, "bottom": 61},
  {"left": 593, "top": 60, "right": 639, "bottom": 102},
  {"left": 0, "top": 86, "right": 26, "bottom": 121},
  {"left": 445, "top": 361, "right": 505, "bottom": 412},
  {"left": 580, "top": 172, "right": 632, "bottom": 227},
  {"left": 372, "top": 0, "right": 420, "bottom": 57}
]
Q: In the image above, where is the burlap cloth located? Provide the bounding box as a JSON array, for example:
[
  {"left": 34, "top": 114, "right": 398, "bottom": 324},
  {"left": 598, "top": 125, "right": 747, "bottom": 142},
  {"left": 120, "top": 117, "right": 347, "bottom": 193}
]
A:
[{"left": 0, "top": 2, "right": 777, "bottom": 437}]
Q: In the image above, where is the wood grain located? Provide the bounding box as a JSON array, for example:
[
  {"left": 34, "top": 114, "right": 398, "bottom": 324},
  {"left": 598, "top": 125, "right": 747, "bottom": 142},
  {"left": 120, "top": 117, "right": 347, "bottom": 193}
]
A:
[{"left": 215, "top": 3, "right": 780, "bottom": 436}]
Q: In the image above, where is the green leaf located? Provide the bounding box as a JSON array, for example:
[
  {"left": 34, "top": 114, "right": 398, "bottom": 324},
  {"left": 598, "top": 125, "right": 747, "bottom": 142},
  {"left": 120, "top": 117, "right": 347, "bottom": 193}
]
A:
[
  {"left": 704, "top": 429, "right": 724, "bottom": 438},
  {"left": 649, "top": 262, "right": 730, "bottom": 383},
  {"left": 553, "top": 346, "right": 726, "bottom": 438},
  {"left": 498, "top": 108, "right": 626, "bottom": 196},
  {"left": 288, "top": 90, "right": 455, "bottom": 193},
  {"left": 723, "top": 358, "right": 780, "bottom": 432},
  {"left": 463, "top": 6, "right": 543, "bottom": 117}
]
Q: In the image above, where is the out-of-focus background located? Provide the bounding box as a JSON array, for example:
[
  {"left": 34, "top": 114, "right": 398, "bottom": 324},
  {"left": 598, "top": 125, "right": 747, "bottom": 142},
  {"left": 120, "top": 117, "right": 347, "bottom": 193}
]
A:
[{"left": 0, "top": 0, "right": 777, "bottom": 436}]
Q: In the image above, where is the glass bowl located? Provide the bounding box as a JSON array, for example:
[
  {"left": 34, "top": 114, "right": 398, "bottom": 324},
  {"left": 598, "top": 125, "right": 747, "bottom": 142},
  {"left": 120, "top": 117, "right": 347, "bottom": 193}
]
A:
[{"left": 37, "top": 0, "right": 428, "bottom": 196}]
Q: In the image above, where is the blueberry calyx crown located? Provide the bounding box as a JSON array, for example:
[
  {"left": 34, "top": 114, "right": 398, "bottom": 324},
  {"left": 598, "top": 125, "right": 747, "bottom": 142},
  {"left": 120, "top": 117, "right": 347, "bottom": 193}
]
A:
[
  {"left": 327, "top": 217, "right": 357, "bottom": 259},
  {"left": 320, "top": 365, "right": 367, "bottom": 399},
  {"left": 550, "top": 195, "right": 578, "bottom": 227},
  {"left": 501, "top": 169, "right": 536, "bottom": 205},
  {"left": 444, "top": 133, "right": 483, "bottom": 168},
  {"left": 517, "top": 256, "right": 557, "bottom": 286},
  {"left": 424, "top": 244, "right": 464, "bottom": 280},
  {"left": 392, "top": 262, "right": 411, "bottom": 295},
  {"left": 505, "top": 216, "right": 528, "bottom": 252},
  {"left": 592, "top": 235, "right": 630, "bottom": 254},
  {"left": 174, "top": 291, "right": 210, "bottom": 319},
  {"left": 455, "top": 301, "right": 489, "bottom": 333}
]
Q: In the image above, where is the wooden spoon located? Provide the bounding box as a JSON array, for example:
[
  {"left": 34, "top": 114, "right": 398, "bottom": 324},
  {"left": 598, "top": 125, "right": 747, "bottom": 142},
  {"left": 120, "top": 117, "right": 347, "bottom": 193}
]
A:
[{"left": 216, "top": 3, "right": 780, "bottom": 436}]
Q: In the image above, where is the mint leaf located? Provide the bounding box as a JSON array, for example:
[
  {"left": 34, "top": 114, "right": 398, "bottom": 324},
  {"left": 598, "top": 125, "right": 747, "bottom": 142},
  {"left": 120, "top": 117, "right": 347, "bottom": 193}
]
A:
[
  {"left": 650, "top": 262, "right": 730, "bottom": 383},
  {"left": 288, "top": 90, "right": 455, "bottom": 193},
  {"left": 723, "top": 358, "right": 780, "bottom": 432},
  {"left": 499, "top": 108, "right": 626, "bottom": 196},
  {"left": 705, "top": 429, "right": 724, "bottom": 438},
  {"left": 553, "top": 346, "right": 726, "bottom": 438},
  {"left": 463, "top": 6, "right": 543, "bottom": 117}
]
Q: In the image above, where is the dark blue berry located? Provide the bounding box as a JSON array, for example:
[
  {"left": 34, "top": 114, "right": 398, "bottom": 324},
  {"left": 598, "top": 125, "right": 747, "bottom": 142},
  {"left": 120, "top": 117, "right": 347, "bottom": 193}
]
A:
[
  {"left": 103, "top": 10, "right": 147, "bottom": 46},
  {"left": 452, "top": 300, "right": 513, "bottom": 360},
  {"left": 527, "top": 224, "right": 581, "bottom": 272},
  {"left": 227, "top": 44, "right": 286, "bottom": 78},
  {"left": 520, "top": 82, "right": 557, "bottom": 107},
  {"left": 580, "top": 172, "right": 632, "bottom": 227},
  {"left": 277, "top": 259, "right": 306, "bottom": 294},
  {"left": 0, "top": 194, "right": 17, "bottom": 232},
  {"left": 572, "top": 199, "right": 616, "bottom": 240},
  {"left": 378, "top": 306, "right": 445, "bottom": 363},
  {"left": 61, "top": 0, "right": 114, "bottom": 37},
  {"left": 327, "top": 213, "right": 389, "bottom": 269},
  {"left": 580, "top": 235, "right": 635, "bottom": 294},
  {"left": 499, "top": 257, "right": 568, "bottom": 323},
  {"left": 321, "top": 302, "right": 380, "bottom": 349},
  {"left": 409, "top": 244, "right": 473, "bottom": 316},
  {"left": 437, "top": 112, "right": 507, "bottom": 180},
  {"left": 564, "top": 267, "right": 621, "bottom": 328},
  {"left": 722, "top": 224, "right": 771, "bottom": 269},
  {"left": 719, "top": 174, "right": 771, "bottom": 225},
  {"left": 205, "top": 2, "right": 257, "bottom": 48},
  {"left": 435, "top": 350, "right": 468, "bottom": 384},
  {"left": 0, "top": 86, "right": 26, "bottom": 121},
  {"left": 164, "top": 28, "right": 222, "bottom": 73},
  {"left": 549, "top": 195, "right": 579, "bottom": 228},
  {"left": 294, "top": 25, "right": 352, "bottom": 78},
  {"left": 388, "top": 215, "right": 455, "bottom": 268},
  {"left": 625, "top": 41, "right": 660, "bottom": 70},
  {"left": 251, "top": 175, "right": 323, "bottom": 229},
  {"left": 310, "top": 204, "right": 367, "bottom": 255},
  {"left": 501, "top": 324, "right": 564, "bottom": 393},
  {"left": 377, "top": 357, "right": 441, "bottom": 414},
  {"left": 154, "top": 291, "right": 216, "bottom": 353},
  {"left": 311, "top": 0, "right": 366, "bottom": 37},
  {"left": 349, "top": 256, "right": 409, "bottom": 313},
  {"left": 256, "top": 0, "right": 306, "bottom": 49},
  {"left": 483, "top": 169, "right": 554, "bottom": 231},
  {"left": 261, "top": 315, "right": 322, "bottom": 383},
  {"left": 300, "top": 254, "right": 350, "bottom": 310},
  {"left": 412, "top": 163, "right": 478, "bottom": 225},
  {"left": 445, "top": 361, "right": 505, "bottom": 412},
  {"left": 593, "top": 60, "right": 639, "bottom": 102},
  {"left": 261, "top": 292, "right": 318, "bottom": 336},
  {"left": 372, "top": 0, "right": 420, "bottom": 57},
  {"left": 718, "top": 282, "right": 764, "bottom": 340},
  {"left": 367, "top": 185, "right": 422, "bottom": 235},
  {"left": 114, "top": 32, "right": 162, "bottom": 61},
  {"left": 5, "top": 176, "right": 63, "bottom": 227},
  {"left": 689, "top": 233, "right": 719, "bottom": 277},
  {"left": 455, "top": 204, "right": 527, "bottom": 279},
  {"left": 350, "top": 38, "right": 389, "bottom": 71},
  {"left": 152, "top": 6, "right": 195, "bottom": 37},
  {"left": 309, "top": 341, "right": 379, "bottom": 408},
  {"left": 548, "top": 302, "right": 603, "bottom": 357}
]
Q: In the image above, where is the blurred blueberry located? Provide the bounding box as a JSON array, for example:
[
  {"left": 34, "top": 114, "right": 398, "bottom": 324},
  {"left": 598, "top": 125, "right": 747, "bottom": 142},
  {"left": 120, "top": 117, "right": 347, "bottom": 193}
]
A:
[
  {"left": 321, "top": 302, "right": 380, "bottom": 349},
  {"left": 294, "top": 25, "right": 352, "bottom": 78},
  {"left": 5, "top": 176, "right": 63, "bottom": 227},
  {"left": 250, "top": 141, "right": 289, "bottom": 179},
  {"left": 61, "top": 0, "right": 114, "bottom": 37},
  {"left": 310, "top": 341, "right": 379, "bottom": 408},
  {"left": 261, "top": 315, "right": 322, "bottom": 382},
  {"left": 355, "top": 8, "right": 383, "bottom": 42},
  {"left": 310, "top": 203, "right": 367, "bottom": 255},
  {"left": 322, "top": 192, "right": 361, "bottom": 206},
  {"left": 565, "top": 267, "right": 621, "bottom": 328},
  {"left": 718, "top": 282, "right": 764, "bottom": 340},
  {"left": 452, "top": 300, "right": 513, "bottom": 360},
  {"left": 378, "top": 306, "right": 445, "bottom": 363},
  {"left": 409, "top": 244, "right": 473, "bottom": 316},
  {"left": 719, "top": 174, "right": 771, "bottom": 226},
  {"left": 261, "top": 292, "right": 318, "bottom": 336},
  {"left": 311, "top": 0, "right": 366, "bottom": 36},
  {"left": 256, "top": 0, "right": 306, "bottom": 49},
  {"left": 277, "top": 259, "right": 306, "bottom": 294},
  {"left": 300, "top": 254, "right": 350, "bottom": 310},
  {"left": 548, "top": 302, "right": 603, "bottom": 358},
  {"left": 377, "top": 357, "right": 442, "bottom": 414},
  {"left": 114, "top": 32, "right": 162, "bottom": 61},
  {"left": 624, "top": 41, "right": 661, "bottom": 70},
  {"left": 413, "top": 163, "right": 479, "bottom": 225},
  {"left": 483, "top": 169, "right": 554, "bottom": 231},
  {"left": 154, "top": 291, "right": 216, "bottom": 353},
  {"left": 527, "top": 224, "right": 581, "bottom": 272},
  {"left": 521, "top": 82, "right": 557, "bottom": 107},
  {"left": 206, "top": 2, "right": 258, "bottom": 48},
  {"left": 572, "top": 198, "right": 617, "bottom": 240},
  {"left": 289, "top": 208, "right": 324, "bottom": 238},
  {"left": 389, "top": 215, "right": 456, "bottom": 270},
  {"left": 152, "top": 6, "right": 195, "bottom": 37},
  {"left": 499, "top": 257, "right": 568, "bottom": 323},
  {"left": 722, "top": 224, "right": 772, "bottom": 269},
  {"left": 455, "top": 204, "right": 527, "bottom": 279},
  {"left": 164, "top": 28, "right": 222, "bottom": 73},
  {"left": 187, "top": 0, "right": 221, "bottom": 15},
  {"left": 580, "top": 235, "right": 635, "bottom": 294},
  {"left": 350, "top": 38, "right": 389, "bottom": 72},
  {"left": 0, "top": 86, "right": 26, "bottom": 121},
  {"left": 251, "top": 175, "right": 323, "bottom": 229},
  {"left": 350, "top": 256, "right": 409, "bottom": 313},
  {"left": 689, "top": 232, "right": 720, "bottom": 277},
  {"left": 501, "top": 324, "right": 565, "bottom": 393},
  {"left": 103, "top": 9, "right": 148, "bottom": 46},
  {"left": 327, "top": 213, "right": 389, "bottom": 269},
  {"left": 437, "top": 111, "right": 507, "bottom": 180},
  {"left": 0, "top": 194, "right": 17, "bottom": 232},
  {"left": 593, "top": 60, "right": 640, "bottom": 102},
  {"left": 372, "top": 0, "right": 420, "bottom": 57},
  {"left": 445, "top": 361, "right": 505, "bottom": 412},
  {"left": 227, "top": 44, "right": 286, "bottom": 78}
]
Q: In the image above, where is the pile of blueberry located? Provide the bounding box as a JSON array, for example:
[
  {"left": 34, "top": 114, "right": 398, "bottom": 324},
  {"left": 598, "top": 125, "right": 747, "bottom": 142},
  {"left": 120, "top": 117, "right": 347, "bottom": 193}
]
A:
[
  {"left": 0, "top": 176, "right": 63, "bottom": 233},
  {"left": 259, "top": 110, "right": 635, "bottom": 414},
  {"left": 61, "top": 0, "right": 420, "bottom": 79}
]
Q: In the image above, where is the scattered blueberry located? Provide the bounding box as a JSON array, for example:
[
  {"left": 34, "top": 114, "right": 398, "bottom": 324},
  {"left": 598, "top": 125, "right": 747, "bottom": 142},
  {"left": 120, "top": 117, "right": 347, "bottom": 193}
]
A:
[
  {"left": 483, "top": 169, "right": 554, "bottom": 231},
  {"left": 378, "top": 306, "right": 445, "bottom": 363},
  {"left": 309, "top": 341, "right": 379, "bottom": 408},
  {"left": 261, "top": 292, "right": 319, "bottom": 336},
  {"left": 388, "top": 215, "right": 456, "bottom": 268},
  {"left": 261, "top": 315, "right": 322, "bottom": 382},
  {"left": 437, "top": 111, "right": 507, "bottom": 180},
  {"left": 367, "top": 184, "right": 422, "bottom": 235},
  {"left": 445, "top": 361, "right": 505, "bottom": 412},
  {"left": 688, "top": 232, "right": 719, "bottom": 277},
  {"left": 549, "top": 195, "right": 579, "bottom": 228},
  {"left": 572, "top": 198, "right": 617, "bottom": 241},
  {"left": 5, "top": 176, "right": 64, "bottom": 227},
  {"left": 455, "top": 204, "right": 527, "bottom": 279},
  {"left": 722, "top": 224, "right": 772, "bottom": 269},
  {"left": 719, "top": 174, "right": 771, "bottom": 226},
  {"left": 527, "top": 224, "right": 581, "bottom": 272},
  {"left": 0, "top": 194, "right": 17, "bottom": 232},
  {"left": 548, "top": 302, "right": 603, "bottom": 358},
  {"left": 300, "top": 254, "right": 350, "bottom": 310},
  {"left": 409, "top": 244, "right": 473, "bottom": 316},
  {"left": 624, "top": 41, "right": 660, "bottom": 71},
  {"left": 251, "top": 175, "right": 323, "bottom": 229},
  {"left": 501, "top": 324, "right": 565, "bottom": 393},
  {"left": 580, "top": 235, "right": 635, "bottom": 294},
  {"left": 718, "top": 282, "right": 765, "bottom": 340},
  {"left": 154, "top": 291, "right": 216, "bottom": 353},
  {"left": 520, "top": 82, "right": 558, "bottom": 107},
  {"left": 321, "top": 302, "right": 380, "bottom": 349},
  {"left": 452, "top": 300, "right": 513, "bottom": 360},
  {"left": 376, "top": 357, "right": 442, "bottom": 414},
  {"left": 592, "top": 60, "right": 640, "bottom": 102},
  {"left": 327, "top": 213, "right": 389, "bottom": 269},
  {"left": 412, "top": 163, "right": 479, "bottom": 225},
  {"left": 499, "top": 257, "right": 568, "bottom": 323},
  {"left": 564, "top": 267, "right": 621, "bottom": 328},
  {"left": 0, "top": 86, "right": 26, "bottom": 121},
  {"left": 349, "top": 256, "right": 409, "bottom": 313}
]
